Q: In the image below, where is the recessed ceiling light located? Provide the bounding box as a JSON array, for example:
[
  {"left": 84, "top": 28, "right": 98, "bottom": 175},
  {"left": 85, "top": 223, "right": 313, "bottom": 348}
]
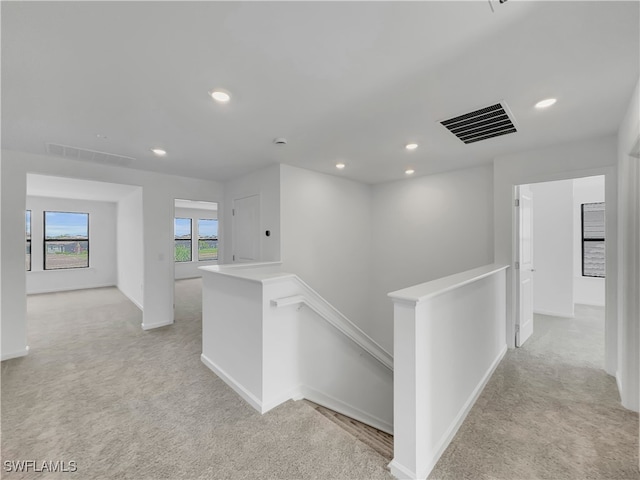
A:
[
  {"left": 535, "top": 98, "right": 557, "bottom": 109},
  {"left": 405, "top": 169, "right": 415, "bottom": 175},
  {"left": 405, "top": 143, "right": 418, "bottom": 150},
  {"left": 151, "top": 148, "right": 167, "bottom": 156},
  {"left": 209, "top": 89, "right": 231, "bottom": 103},
  {"left": 336, "top": 162, "right": 346, "bottom": 169}
]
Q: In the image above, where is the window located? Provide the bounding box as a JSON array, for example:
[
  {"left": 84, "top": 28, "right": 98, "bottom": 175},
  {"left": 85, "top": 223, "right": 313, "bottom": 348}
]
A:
[
  {"left": 582, "top": 202, "right": 605, "bottom": 278},
  {"left": 26, "top": 210, "right": 31, "bottom": 271},
  {"left": 44, "top": 211, "right": 89, "bottom": 270},
  {"left": 198, "top": 219, "right": 218, "bottom": 261},
  {"left": 174, "top": 218, "right": 192, "bottom": 262}
]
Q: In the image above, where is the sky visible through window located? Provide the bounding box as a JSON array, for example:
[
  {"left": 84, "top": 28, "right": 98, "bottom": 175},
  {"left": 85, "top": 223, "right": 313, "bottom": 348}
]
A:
[
  {"left": 174, "top": 218, "right": 191, "bottom": 238},
  {"left": 45, "top": 212, "right": 88, "bottom": 239},
  {"left": 199, "top": 219, "right": 218, "bottom": 238},
  {"left": 26, "top": 211, "right": 31, "bottom": 237}
]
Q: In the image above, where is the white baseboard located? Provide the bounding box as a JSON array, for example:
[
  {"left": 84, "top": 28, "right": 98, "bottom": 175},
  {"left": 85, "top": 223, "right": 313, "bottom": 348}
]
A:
[
  {"left": 200, "top": 351, "right": 391, "bottom": 431},
  {"left": 201, "top": 353, "right": 264, "bottom": 413},
  {"left": 388, "top": 459, "right": 419, "bottom": 480},
  {"left": 534, "top": 309, "right": 575, "bottom": 319},
  {"left": 574, "top": 301, "right": 605, "bottom": 307},
  {"left": 390, "top": 344, "right": 507, "bottom": 480},
  {"left": 141, "top": 320, "right": 173, "bottom": 330},
  {"left": 301, "top": 385, "right": 393, "bottom": 435},
  {"left": 616, "top": 370, "right": 623, "bottom": 398},
  {"left": 428, "top": 344, "right": 507, "bottom": 475},
  {"left": 27, "top": 282, "right": 116, "bottom": 295},
  {"left": 262, "top": 386, "right": 303, "bottom": 414},
  {"left": 117, "top": 287, "right": 143, "bottom": 311},
  {"left": 1, "top": 346, "right": 29, "bottom": 361}
]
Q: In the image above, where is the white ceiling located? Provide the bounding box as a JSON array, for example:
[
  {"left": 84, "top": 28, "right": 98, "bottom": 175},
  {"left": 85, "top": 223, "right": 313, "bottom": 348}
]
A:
[
  {"left": 3, "top": 1, "right": 639, "bottom": 185},
  {"left": 27, "top": 174, "right": 140, "bottom": 202}
]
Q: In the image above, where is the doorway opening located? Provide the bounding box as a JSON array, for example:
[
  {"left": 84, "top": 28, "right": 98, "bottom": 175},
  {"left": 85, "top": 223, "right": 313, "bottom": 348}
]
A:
[
  {"left": 25, "top": 174, "right": 143, "bottom": 350},
  {"left": 173, "top": 199, "right": 219, "bottom": 324},
  {"left": 515, "top": 175, "right": 606, "bottom": 370}
]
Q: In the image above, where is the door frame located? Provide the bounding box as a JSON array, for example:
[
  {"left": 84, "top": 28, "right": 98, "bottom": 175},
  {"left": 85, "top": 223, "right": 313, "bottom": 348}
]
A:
[{"left": 509, "top": 168, "right": 616, "bottom": 374}]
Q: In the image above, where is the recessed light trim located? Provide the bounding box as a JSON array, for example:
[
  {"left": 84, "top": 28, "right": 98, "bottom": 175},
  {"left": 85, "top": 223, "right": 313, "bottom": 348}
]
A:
[
  {"left": 405, "top": 143, "right": 418, "bottom": 150},
  {"left": 535, "top": 98, "right": 557, "bottom": 109},
  {"left": 336, "top": 162, "right": 346, "bottom": 170},
  {"left": 210, "top": 89, "right": 231, "bottom": 103},
  {"left": 405, "top": 169, "right": 415, "bottom": 175},
  {"left": 151, "top": 148, "right": 167, "bottom": 156}
]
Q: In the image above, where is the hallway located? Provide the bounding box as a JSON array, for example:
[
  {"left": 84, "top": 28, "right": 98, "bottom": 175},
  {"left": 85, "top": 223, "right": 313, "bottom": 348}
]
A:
[
  {"left": 1, "top": 283, "right": 637, "bottom": 479},
  {"left": 430, "top": 306, "right": 638, "bottom": 479}
]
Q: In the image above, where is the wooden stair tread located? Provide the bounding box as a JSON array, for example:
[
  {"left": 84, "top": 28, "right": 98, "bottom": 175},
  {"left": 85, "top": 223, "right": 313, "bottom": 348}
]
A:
[{"left": 305, "top": 401, "right": 394, "bottom": 461}]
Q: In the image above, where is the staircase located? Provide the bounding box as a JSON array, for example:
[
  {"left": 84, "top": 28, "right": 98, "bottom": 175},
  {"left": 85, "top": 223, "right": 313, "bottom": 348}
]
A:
[{"left": 201, "top": 262, "right": 394, "bottom": 433}]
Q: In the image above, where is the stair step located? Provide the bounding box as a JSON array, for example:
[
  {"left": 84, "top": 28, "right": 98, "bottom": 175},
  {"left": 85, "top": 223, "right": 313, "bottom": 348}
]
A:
[{"left": 305, "top": 401, "right": 393, "bottom": 461}]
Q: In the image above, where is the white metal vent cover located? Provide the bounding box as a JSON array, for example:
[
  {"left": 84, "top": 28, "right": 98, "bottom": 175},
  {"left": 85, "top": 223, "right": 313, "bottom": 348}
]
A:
[
  {"left": 440, "top": 102, "right": 518, "bottom": 144},
  {"left": 46, "top": 143, "right": 135, "bottom": 166}
]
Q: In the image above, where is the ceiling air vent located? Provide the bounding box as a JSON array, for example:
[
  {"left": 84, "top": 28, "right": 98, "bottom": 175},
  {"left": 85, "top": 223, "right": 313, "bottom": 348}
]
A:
[
  {"left": 46, "top": 143, "right": 135, "bottom": 167},
  {"left": 440, "top": 102, "right": 517, "bottom": 144}
]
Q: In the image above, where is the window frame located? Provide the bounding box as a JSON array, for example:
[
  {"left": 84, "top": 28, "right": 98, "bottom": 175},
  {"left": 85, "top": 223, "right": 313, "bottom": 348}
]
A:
[
  {"left": 581, "top": 202, "right": 605, "bottom": 278},
  {"left": 174, "top": 217, "right": 192, "bottom": 262},
  {"left": 197, "top": 218, "right": 218, "bottom": 262},
  {"left": 43, "top": 211, "right": 90, "bottom": 271}
]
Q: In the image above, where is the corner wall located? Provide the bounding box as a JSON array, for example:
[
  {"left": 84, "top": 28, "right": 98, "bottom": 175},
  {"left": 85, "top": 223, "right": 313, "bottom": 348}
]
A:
[
  {"left": 280, "top": 164, "right": 373, "bottom": 342},
  {"left": 369, "top": 164, "right": 495, "bottom": 352},
  {"left": 117, "top": 188, "right": 144, "bottom": 309},
  {"left": 616, "top": 77, "right": 640, "bottom": 412}
]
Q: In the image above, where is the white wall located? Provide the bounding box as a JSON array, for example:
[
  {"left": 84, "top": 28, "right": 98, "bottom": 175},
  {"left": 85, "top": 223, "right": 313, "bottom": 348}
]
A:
[
  {"left": 26, "top": 196, "right": 117, "bottom": 294},
  {"left": 117, "top": 188, "right": 144, "bottom": 309},
  {"left": 1, "top": 149, "right": 223, "bottom": 360},
  {"left": 174, "top": 206, "right": 218, "bottom": 279},
  {"left": 494, "top": 135, "right": 618, "bottom": 376},
  {"left": 280, "top": 164, "right": 374, "bottom": 346},
  {"left": 223, "top": 164, "right": 280, "bottom": 264},
  {"left": 573, "top": 176, "right": 606, "bottom": 307},
  {"left": 390, "top": 266, "right": 507, "bottom": 480},
  {"left": 200, "top": 264, "right": 393, "bottom": 432},
  {"left": 616, "top": 77, "right": 640, "bottom": 412},
  {"left": 530, "top": 180, "right": 574, "bottom": 317},
  {"left": 369, "top": 165, "right": 495, "bottom": 352}
]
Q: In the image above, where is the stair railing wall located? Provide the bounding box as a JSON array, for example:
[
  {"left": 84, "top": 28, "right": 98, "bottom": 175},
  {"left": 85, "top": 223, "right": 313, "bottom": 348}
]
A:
[{"left": 388, "top": 264, "right": 509, "bottom": 480}]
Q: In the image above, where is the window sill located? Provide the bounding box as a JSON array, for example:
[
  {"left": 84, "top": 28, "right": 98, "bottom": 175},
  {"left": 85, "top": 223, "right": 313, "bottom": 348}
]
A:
[{"left": 28, "top": 267, "right": 96, "bottom": 274}]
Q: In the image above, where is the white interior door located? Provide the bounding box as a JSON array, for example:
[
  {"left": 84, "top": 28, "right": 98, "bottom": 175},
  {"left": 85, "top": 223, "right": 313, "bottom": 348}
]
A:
[
  {"left": 232, "top": 194, "right": 260, "bottom": 263},
  {"left": 516, "top": 185, "right": 534, "bottom": 347}
]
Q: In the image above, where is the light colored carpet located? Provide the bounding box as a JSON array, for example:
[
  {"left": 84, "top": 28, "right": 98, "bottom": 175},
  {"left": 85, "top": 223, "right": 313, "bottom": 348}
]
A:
[
  {"left": 1, "top": 280, "right": 392, "bottom": 479},
  {"left": 3, "top": 284, "right": 637, "bottom": 480},
  {"left": 429, "top": 306, "right": 639, "bottom": 480}
]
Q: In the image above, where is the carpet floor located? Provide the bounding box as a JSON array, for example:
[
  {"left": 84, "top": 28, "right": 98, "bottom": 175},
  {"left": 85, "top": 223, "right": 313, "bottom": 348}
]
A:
[
  {"left": 1, "top": 280, "right": 392, "bottom": 479},
  {"left": 2, "top": 283, "right": 637, "bottom": 480},
  {"left": 429, "top": 305, "right": 639, "bottom": 480}
]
